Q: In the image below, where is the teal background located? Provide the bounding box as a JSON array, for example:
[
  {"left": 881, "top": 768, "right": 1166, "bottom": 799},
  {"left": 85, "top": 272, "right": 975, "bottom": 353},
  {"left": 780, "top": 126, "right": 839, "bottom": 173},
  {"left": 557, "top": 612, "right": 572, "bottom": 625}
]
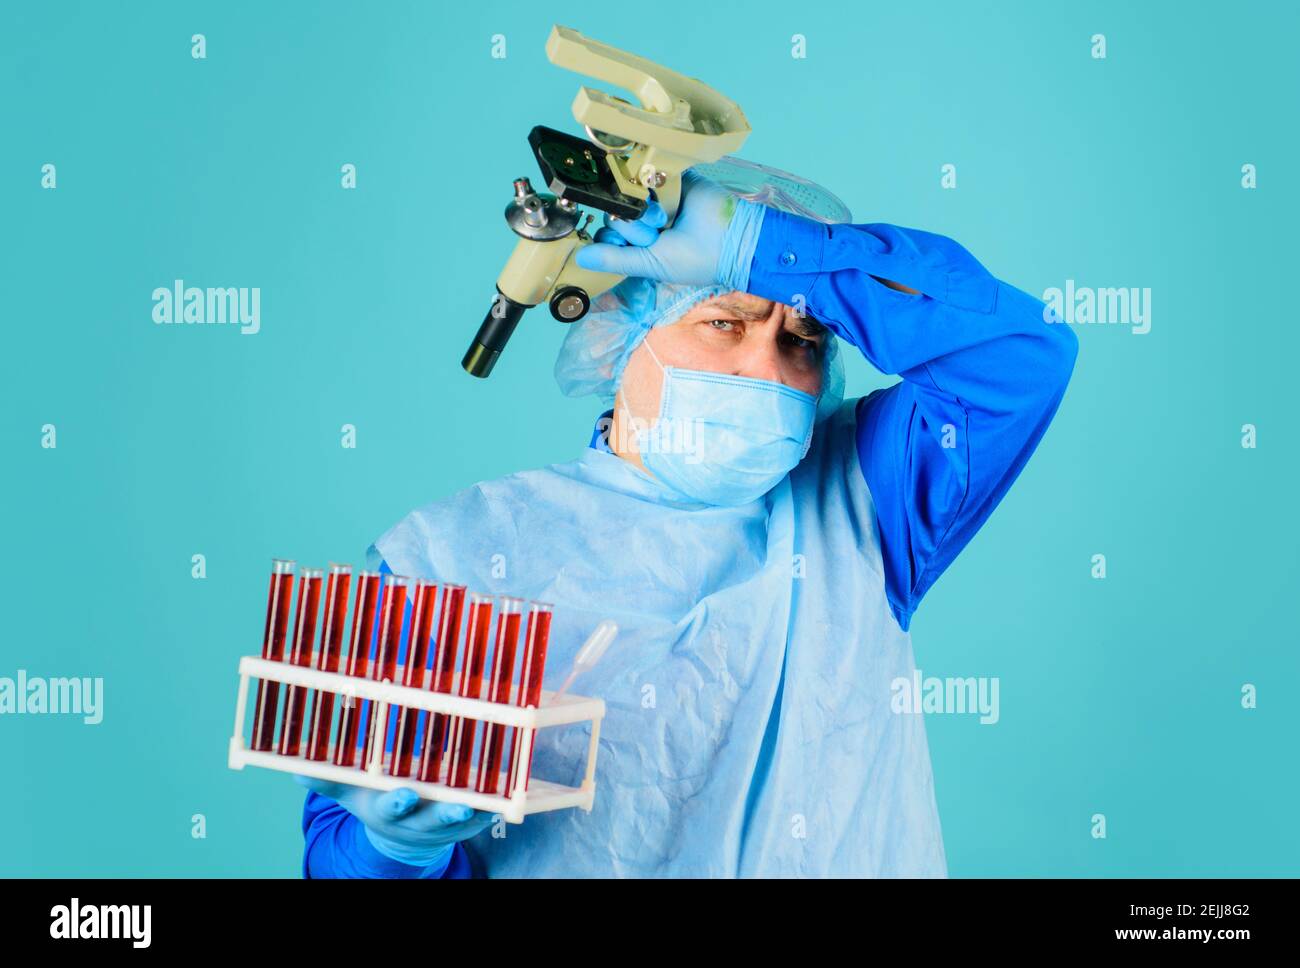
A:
[{"left": 2, "top": 0, "right": 1296, "bottom": 877}]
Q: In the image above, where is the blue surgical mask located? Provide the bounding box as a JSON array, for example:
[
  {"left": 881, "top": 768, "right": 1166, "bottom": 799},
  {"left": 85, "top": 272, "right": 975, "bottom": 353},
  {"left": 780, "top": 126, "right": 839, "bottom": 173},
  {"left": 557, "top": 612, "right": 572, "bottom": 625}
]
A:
[{"left": 621, "top": 336, "right": 818, "bottom": 507}]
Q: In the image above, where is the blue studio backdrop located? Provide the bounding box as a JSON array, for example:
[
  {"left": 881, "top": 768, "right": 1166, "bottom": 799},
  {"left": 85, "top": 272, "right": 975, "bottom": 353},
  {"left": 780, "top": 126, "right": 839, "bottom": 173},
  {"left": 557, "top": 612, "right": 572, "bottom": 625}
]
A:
[{"left": 2, "top": 0, "right": 1297, "bottom": 876}]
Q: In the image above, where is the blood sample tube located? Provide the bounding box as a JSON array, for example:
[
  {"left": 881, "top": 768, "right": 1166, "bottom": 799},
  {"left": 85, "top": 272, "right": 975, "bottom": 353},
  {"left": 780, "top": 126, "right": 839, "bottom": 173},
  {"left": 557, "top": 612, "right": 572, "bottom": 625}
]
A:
[
  {"left": 278, "top": 568, "right": 324, "bottom": 757},
  {"left": 476, "top": 597, "right": 523, "bottom": 794},
  {"left": 415, "top": 584, "right": 466, "bottom": 784},
  {"left": 306, "top": 563, "right": 351, "bottom": 761},
  {"left": 250, "top": 559, "right": 295, "bottom": 752},
  {"left": 333, "top": 570, "right": 382, "bottom": 768},
  {"left": 446, "top": 593, "right": 493, "bottom": 788},
  {"left": 505, "top": 601, "right": 554, "bottom": 793},
  {"left": 359, "top": 574, "right": 412, "bottom": 769},
  {"left": 389, "top": 578, "right": 438, "bottom": 777}
]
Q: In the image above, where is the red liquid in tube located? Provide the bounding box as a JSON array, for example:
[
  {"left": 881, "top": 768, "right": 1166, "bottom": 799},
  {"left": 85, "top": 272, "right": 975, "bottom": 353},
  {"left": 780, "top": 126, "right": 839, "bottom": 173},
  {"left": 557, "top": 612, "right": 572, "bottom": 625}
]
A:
[
  {"left": 251, "top": 559, "right": 295, "bottom": 752},
  {"left": 306, "top": 564, "right": 351, "bottom": 762},
  {"left": 416, "top": 584, "right": 466, "bottom": 784},
  {"left": 505, "top": 602, "right": 553, "bottom": 793},
  {"left": 390, "top": 579, "right": 437, "bottom": 778},
  {"left": 476, "top": 599, "right": 523, "bottom": 794},
  {"left": 278, "top": 569, "right": 323, "bottom": 757},
  {"left": 359, "top": 575, "right": 411, "bottom": 769},
  {"left": 446, "top": 594, "right": 493, "bottom": 788},
  {"left": 333, "top": 571, "right": 381, "bottom": 768}
]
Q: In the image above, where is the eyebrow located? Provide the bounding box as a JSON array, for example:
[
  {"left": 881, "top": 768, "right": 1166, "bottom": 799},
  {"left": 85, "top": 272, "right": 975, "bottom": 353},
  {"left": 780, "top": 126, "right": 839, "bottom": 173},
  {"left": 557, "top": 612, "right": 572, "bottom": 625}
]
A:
[
  {"left": 708, "top": 297, "right": 772, "bottom": 322},
  {"left": 704, "top": 297, "right": 827, "bottom": 339},
  {"left": 788, "top": 314, "right": 827, "bottom": 339}
]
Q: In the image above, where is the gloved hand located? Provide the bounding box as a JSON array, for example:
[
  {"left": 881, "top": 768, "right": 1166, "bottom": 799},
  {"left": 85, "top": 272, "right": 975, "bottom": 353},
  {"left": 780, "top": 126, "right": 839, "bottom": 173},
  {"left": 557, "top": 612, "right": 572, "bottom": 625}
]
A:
[
  {"left": 296, "top": 775, "right": 494, "bottom": 867},
  {"left": 575, "top": 169, "right": 765, "bottom": 288}
]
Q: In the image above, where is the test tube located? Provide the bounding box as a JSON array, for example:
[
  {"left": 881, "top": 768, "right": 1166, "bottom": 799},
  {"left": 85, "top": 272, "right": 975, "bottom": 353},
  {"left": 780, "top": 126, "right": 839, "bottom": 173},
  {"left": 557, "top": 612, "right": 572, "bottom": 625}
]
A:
[
  {"left": 250, "top": 559, "right": 295, "bottom": 752},
  {"left": 476, "top": 597, "right": 523, "bottom": 794},
  {"left": 306, "top": 564, "right": 352, "bottom": 761},
  {"left": 446, "top": 593, "right": 493, "bottom": 788},
  {"left": 415, "top": 584, "right": 466, "bottom": 784},
  {"left": 333, "top": 570, "right": 382, "bottom": 768},
  {"left": 389, "top": 579, "right": 438, "bottom": 777},
  {"left": 278, "top": 567, "right": 324, "bottom": 757},
  {"left": 359, "top": 574, "right": 412, "bottom": 769},
  {"left": 505, "top": 601, "right": 554, "bottom": 793}
]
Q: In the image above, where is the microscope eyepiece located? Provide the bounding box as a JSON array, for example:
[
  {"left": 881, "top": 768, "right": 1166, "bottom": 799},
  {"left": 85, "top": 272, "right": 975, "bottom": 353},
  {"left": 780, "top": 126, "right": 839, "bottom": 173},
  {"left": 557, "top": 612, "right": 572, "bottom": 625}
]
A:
[{"left": 462, "top": 290, "right": 531, "bottom": 378}]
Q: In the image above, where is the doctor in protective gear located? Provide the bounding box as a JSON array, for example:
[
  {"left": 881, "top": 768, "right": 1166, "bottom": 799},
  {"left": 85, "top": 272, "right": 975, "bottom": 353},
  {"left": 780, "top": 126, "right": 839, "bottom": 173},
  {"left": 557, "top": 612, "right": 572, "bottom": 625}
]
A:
[{"left": 298, "top": 166, "right": 1078, "bottom": 878}]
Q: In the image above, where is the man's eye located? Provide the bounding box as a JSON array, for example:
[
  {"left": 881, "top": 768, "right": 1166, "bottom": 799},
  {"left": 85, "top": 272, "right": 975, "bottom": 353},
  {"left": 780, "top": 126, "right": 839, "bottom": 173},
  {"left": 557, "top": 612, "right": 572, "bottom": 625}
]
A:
[
  {"left": 780, "top": 331, "right": 816, "bottom": 349},
  {"left": 708, "top": 319, "right": 736, "bottom": 332}
]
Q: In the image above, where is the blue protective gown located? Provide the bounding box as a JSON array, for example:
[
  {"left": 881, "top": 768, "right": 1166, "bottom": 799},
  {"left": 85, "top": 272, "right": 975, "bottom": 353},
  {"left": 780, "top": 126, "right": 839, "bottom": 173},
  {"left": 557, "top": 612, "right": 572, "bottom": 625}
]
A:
[{"left": 302, "top": 212, "right": 1078, "bottom": 878}]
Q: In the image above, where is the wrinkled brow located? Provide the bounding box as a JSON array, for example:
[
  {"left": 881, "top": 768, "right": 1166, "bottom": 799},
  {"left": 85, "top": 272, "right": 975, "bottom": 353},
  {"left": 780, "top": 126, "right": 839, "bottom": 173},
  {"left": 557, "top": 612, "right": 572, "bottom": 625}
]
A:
[
  {"left": 707, "top": 296, "right": 773, "bottom": 322},
  {"left": 788, "top": 313, "right": 827, "bottom": 338},
  {"left": 700, "top": 295, "right": 826, "bottom": 338}
]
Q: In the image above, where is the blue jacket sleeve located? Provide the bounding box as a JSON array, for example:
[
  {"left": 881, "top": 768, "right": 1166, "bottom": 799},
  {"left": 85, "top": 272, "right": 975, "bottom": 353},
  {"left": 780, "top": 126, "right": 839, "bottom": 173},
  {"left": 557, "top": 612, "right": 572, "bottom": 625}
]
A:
[
  {"left": 747, "top": 210, "right": 1078, "bottom": 631},
  {"left": 301, "top": 791, "right": 472, "bottom": 879}
]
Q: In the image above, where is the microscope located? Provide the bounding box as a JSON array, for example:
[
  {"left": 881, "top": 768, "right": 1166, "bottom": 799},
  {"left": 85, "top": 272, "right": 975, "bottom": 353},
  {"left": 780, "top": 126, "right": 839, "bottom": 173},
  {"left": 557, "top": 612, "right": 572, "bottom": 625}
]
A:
[{"left": 461, "top": 25, "right": 751, "bottom": 377}]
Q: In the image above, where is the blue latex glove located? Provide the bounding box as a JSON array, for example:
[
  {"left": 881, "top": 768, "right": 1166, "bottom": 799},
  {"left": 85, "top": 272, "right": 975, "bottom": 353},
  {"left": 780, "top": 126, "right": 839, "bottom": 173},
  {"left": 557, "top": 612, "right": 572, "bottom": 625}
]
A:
[
  {"left": 575, "top": 169, "right": 765, "bottom": 289},
  {"left": 295, "top": 775, "right": 494, "bottom": 867}
]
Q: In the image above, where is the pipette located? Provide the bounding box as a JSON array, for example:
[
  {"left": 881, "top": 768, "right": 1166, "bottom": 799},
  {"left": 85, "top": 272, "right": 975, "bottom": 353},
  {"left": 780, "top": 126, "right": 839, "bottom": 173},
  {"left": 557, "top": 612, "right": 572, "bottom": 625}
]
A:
[{"left": 550, "top": 621, "right": 618, "bottom": 703}]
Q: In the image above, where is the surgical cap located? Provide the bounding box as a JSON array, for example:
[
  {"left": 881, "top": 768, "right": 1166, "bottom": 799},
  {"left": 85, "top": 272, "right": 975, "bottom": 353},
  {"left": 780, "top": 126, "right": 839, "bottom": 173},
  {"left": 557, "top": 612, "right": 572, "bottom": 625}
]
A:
[{"left": 553, "top": 157, "right": 853, "bottom": 421}]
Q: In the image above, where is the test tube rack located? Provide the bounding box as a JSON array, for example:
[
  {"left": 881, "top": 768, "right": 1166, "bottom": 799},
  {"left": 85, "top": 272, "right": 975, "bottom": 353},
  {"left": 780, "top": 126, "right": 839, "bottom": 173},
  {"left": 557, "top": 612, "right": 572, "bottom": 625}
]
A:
[{"left": 228, "top": 654, "right": 607, "bottom": 824}]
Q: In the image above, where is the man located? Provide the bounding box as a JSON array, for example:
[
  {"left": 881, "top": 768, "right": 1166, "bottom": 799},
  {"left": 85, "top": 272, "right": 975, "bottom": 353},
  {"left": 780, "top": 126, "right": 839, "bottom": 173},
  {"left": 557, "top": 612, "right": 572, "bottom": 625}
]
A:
[{"left": 298, "top": 168, "right": 1078, "bottom": 877}]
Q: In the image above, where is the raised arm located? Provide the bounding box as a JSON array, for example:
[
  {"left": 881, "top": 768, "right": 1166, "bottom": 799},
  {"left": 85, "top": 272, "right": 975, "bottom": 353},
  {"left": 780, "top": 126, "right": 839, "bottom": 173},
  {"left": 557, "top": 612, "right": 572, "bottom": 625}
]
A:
[
  {"left": 745, "top": 211, "right": 1078, "bottom": 629},
  {"left": 575, "top": 173, "right": 1078, "bottom": 630}
]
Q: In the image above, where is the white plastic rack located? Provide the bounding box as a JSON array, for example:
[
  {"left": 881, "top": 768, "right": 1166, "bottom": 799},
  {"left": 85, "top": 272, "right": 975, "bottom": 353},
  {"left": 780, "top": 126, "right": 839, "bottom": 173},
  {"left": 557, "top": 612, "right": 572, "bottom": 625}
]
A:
[{"left": 229, "top": 655, "right": 606, "bottom": 824}]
